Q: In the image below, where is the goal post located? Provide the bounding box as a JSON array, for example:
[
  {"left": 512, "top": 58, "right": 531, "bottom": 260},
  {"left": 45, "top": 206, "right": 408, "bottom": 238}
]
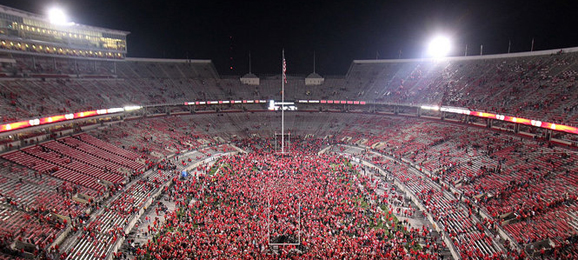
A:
[{"left": 274, "top": 132, "right": 291, "bottom": 154}]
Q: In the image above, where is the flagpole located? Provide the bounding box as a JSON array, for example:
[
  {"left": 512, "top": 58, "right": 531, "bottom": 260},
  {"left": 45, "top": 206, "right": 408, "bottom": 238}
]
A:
[{"left": 281, "top": 49, "right": 285, "bottom": 154}]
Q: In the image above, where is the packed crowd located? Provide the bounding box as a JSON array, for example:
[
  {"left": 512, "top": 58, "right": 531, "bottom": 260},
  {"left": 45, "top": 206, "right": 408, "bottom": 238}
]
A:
[{"left": 134, "top": 138, "right": 442, "bottom": 259}]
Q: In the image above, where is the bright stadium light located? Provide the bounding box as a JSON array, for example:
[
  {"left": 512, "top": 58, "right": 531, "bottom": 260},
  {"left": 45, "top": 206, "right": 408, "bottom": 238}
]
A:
[
  {"left": 48, "top": 7, "right": 68, "bottom": 25},
  {"left": 427, "top": 36, "right": 452, "bottom": 58}
]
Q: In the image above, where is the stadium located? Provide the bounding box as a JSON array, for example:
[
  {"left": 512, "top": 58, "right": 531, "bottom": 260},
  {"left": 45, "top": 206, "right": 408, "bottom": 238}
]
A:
[{"left": 0, "top": 2, "right": 577, "bottom": 260}]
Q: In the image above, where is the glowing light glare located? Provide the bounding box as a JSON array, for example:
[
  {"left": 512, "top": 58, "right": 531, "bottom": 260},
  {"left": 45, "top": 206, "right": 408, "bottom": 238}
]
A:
[
  {"left": 440, "top": 107, "right": 471, "bottom": 115},
  {"left": 29, "top": 119, "right": 40, "bottom": 126},
  {"left": 427, "top": 36, "right": 451, "bottom": 57},
  {"left": 48, "top": 7, "right": 68, "bottom": 25},
  {"left": 421, "top": 105, "right": 440, "bottom": 111},
  {"left": 107, "top": 108, "right": 124, "bottom": 113},
  {"left": 123, "top": 105, "right": 142, "bottom": 111}
]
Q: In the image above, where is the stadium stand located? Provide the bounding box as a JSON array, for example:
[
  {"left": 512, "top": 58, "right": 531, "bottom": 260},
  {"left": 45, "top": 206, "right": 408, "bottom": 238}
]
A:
[{"left": 4, "top": 50, "right": 578, "bottom": 127}]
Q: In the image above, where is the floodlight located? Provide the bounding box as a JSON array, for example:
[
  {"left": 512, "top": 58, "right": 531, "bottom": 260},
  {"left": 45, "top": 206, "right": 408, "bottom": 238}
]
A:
[
  {"left": 427, "top": 36, "right": 451, "bottom": 58},
  {"left": 48, "top": 7, "right": 68, "bottom": 25}
]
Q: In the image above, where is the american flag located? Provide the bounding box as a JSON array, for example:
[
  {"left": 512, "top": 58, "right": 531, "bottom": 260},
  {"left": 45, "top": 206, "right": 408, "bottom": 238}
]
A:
[{"left": 282, "top": 57, "right": 287, "bottom": 83}]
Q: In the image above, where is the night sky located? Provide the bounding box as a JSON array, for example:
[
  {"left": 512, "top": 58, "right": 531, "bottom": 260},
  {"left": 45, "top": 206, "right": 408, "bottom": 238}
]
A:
[{"left": 1, "top": 0, "right": 578, "bottom": 75}]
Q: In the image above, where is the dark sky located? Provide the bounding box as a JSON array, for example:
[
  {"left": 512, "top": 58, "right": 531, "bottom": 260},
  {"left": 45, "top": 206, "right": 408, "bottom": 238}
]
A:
[{"left": 1, "top": 0, "right": 578, "bottom": 75}]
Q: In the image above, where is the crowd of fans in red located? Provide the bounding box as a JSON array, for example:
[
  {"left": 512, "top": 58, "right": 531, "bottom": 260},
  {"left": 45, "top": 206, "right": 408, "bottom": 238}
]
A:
[{"left": 132, "top": 138, "right": 443, "bottom": 259}]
